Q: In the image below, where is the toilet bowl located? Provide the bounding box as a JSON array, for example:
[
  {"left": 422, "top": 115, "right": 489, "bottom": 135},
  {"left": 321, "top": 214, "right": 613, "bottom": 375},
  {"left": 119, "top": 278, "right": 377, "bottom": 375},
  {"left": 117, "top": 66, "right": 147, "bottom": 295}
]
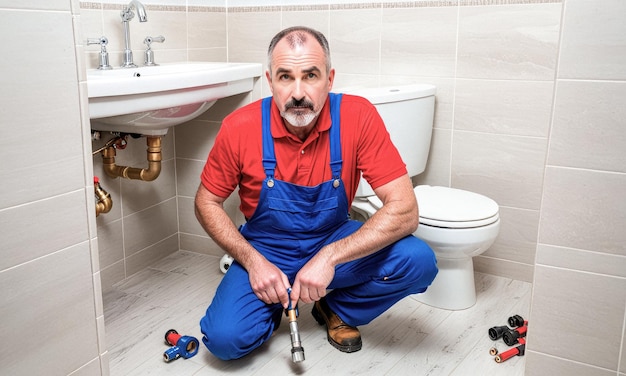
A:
[
  {"left": 347, "top": 84, "right": 501, "bottom": 311},
  {"left": 351, "top": 185, "right": 500, "bottom": 310},
  {"left": 412, "top": 185, "right": 500, "bottom": 310}
]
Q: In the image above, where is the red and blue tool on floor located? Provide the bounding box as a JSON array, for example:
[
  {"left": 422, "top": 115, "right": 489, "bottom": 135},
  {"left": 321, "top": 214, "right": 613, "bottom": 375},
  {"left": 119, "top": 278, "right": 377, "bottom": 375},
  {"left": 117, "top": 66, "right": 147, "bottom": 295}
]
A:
[
  {"left": 163, "top": 329, "right": 199, "bottom": 362},
  {"left": 489, "top": 315, "right": 528, "bottom": 363}
]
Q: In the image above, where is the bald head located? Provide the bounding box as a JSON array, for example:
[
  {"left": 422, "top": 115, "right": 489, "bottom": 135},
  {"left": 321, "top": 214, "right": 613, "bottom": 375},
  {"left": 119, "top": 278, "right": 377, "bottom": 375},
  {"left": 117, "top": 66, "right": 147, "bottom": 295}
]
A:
[{"left": 267, "top": 26, "right": 331, "bottom": 74}]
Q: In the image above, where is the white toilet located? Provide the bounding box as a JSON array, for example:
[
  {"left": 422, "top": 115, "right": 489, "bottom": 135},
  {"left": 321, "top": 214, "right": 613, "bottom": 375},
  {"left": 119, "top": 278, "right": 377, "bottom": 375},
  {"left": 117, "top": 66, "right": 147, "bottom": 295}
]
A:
[{"left": 348, "top": 84, "right": 500, "bottom": 310}]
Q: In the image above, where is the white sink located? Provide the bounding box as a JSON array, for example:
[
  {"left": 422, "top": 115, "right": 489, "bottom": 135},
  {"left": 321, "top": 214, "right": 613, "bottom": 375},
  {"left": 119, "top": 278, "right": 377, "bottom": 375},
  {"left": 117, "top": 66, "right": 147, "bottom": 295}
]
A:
[{"left": 87, "top": 62, "right": 262, "bottom": 135}]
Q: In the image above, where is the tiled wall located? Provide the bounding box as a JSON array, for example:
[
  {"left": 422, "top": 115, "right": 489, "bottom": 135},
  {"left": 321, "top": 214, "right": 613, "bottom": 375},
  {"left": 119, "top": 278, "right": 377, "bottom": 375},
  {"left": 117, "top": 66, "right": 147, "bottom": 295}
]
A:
[
  {"left": 525, "top": 0, "right": 626, "bottom": 374},
  {"left": 78, "top": 0, "right": 625, "bottom": 375},
  {"left": 0, "top": 0, "right": 107, "bottom": 375}
]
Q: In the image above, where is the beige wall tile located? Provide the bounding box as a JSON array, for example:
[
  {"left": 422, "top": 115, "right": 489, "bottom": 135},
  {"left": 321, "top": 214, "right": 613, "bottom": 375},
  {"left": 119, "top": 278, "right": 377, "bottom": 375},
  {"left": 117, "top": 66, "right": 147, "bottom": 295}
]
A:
[
  {"left": 483, "top": 206, "right": 539, "bottom": 265},
  {"left": 381, "top": 7, "right": 458, "bottom": 77},
  {"left": 455, "top": 79, "right": 553, "bottom": 137},
  {"left": 451, "top": 131, "right": 547, "bottom": 210},
  {"left": 457, "top": 4, "right": 560, "bottom": 80},
  {"left": 187, "top": 47, "right": 227, "bottom": 62},
  {"left": 619, "top": 322, "right": 626, "bottom": 376},
  {"left": 178, "top": 196, "right": 207, "bottom": 237},
  {"left": 530, "top": 265, "right": 626, "bottom": 370},
  {"left": 100, "top": 260, "right": 126, "bottom": 294},
  {"left": 559, "top": 0, "right": 626, "bottom": 80},
  {"left": 282, "top": 9, "right": 330, "bottom": 36},
  {"left": 525, "top": 351, "right": 617, "bottom": 376},
  {"left": 125, "top": 234, "right": 179, "bottom": 276},
  {"left": 548, "top": 80, "right": 626, "bottom": 173},
  {"left": 123, "top": 198, "right": 178, "bottom": 256},
  {"left": 537, "top": 244, "right": 626, "bottom": 278},
  {"left": 0, "top": 243, "right": 99, "bottom": 375},
  {"left": 180, "top": 232, "right": 223, "bottom": 256},
  {"left": 72, "top": 357, "right": 103, "bottom": 376},
  {"left": 474, "top": 255, "right": 534, "bottom": 283},
  {"left": 330, "top": 8, "right": 381, "bottom": 75},
  {"left": 0, "top": 10, "right": 84, "bottom": 209},
  {"left": 227, "top": 11, "right": 281, "bottom": 64},
  {"left": 175, "top": 158, "right": 204, "bottom": 198},
  {"left": 0, "top": 191, "right": 90, "bottom": 271},
  {"left": 0, "top": 0, "right": 69, "bottom": 10},
  {"left": 414, "top": 128, "right": 452, "bottom": 187},
  {"left": 97, "top": 219, "right": 124, "bottom": 269},
  {"left": 539, "top": 167, "right": 626, "bottom": 256},
  {"left": 174, "top": 120, "right": 221, "bottom": 161},
  {"left": 188, "top": 11, "right": 227, "bottom": 50}
]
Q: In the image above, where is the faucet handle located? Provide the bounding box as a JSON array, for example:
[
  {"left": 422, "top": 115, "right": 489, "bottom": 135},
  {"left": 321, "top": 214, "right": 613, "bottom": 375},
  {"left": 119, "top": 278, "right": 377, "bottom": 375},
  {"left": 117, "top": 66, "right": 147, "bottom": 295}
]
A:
[
  {"left": 87, "top": 36, "right": 113, "bottom": 70},
  {"left": 87, "top": 36, "right": 109, "bottom": 46},
  {"left": 143, "top": 35, "right": 165, "bottom": 66},
  {"left": 144, "top": 35, "right": 165, "bottom": 46}
]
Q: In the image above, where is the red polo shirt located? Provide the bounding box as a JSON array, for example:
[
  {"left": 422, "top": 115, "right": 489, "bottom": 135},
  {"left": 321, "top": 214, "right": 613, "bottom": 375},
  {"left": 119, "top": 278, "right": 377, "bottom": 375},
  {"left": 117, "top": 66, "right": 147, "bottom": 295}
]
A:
[{"left": 200, "top": 94, "right": 406, "bottom": 219}]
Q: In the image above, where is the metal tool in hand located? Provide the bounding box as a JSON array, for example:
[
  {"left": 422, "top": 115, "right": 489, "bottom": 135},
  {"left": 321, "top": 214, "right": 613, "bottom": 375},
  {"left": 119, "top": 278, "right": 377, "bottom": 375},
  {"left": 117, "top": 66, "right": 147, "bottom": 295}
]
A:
[{"left": 286, "top": 288, "right": 305, "bottom": 362}]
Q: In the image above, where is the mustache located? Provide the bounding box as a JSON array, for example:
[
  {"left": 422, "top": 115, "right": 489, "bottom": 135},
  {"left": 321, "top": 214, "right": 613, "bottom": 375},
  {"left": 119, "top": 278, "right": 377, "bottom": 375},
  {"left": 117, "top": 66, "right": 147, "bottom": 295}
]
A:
[{"left": 284, "top": 98, "right": 315, "bottom": 111}]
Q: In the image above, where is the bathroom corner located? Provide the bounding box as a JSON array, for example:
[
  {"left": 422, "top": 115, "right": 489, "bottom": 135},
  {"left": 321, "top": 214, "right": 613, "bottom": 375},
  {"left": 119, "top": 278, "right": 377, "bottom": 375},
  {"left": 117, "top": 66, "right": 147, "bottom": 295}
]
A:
[
  {"left": 0, "top": 0, "right": 107, "bottom": 374},
  {"left": 1, "top": 0, "right": 625, "bottom": 375}
]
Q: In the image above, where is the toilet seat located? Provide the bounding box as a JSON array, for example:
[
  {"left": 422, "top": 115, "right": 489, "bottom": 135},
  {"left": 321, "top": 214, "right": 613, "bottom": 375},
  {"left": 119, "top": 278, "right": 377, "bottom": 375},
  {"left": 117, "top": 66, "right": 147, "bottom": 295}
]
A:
[
  {"left": 362, "top": 185, "right": 499, "bottom": 229},
  {"left": 414, "top": 185, "right": 499, "bottom": 229}
]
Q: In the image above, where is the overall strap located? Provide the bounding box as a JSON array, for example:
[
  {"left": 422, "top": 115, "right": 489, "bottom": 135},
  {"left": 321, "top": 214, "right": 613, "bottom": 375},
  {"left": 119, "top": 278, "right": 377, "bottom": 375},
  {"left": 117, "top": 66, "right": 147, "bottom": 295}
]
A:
[
  {"left": 262, "top": 94, "right": 343, "bottom": 183},
  {"left": 328, "top": 93, "right": 343, "bottom": 181},
  {"left": 261, "top": 97, "right": 276, "bottom": 180}
]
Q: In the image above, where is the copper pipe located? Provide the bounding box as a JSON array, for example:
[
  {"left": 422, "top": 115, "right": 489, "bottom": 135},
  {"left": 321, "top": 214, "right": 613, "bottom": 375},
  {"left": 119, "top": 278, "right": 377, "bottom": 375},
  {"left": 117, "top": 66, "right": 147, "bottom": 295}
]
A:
[
  {"left": 102, "top": 136, "right": 162, "bottom": 181},
  {"left": 94, "top": 177, "right": 112, "bottom": 217}
]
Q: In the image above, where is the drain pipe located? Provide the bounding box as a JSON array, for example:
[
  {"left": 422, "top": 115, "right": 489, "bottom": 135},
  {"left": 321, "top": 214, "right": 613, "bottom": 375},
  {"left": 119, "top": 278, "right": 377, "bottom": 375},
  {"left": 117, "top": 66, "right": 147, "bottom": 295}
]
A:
[
  {"left": 102, "top": 136, "right": 162, "bottom": 181},
  {"left": 94, "top": 176, "right": 112, "bottom": 217}
]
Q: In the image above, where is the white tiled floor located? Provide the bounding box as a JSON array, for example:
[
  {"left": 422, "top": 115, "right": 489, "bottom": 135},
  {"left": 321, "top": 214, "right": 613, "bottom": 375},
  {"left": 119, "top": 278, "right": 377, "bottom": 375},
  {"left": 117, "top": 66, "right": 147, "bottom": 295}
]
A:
[{"left": 103, "top": 250, "right": 530, "bottom": 375}]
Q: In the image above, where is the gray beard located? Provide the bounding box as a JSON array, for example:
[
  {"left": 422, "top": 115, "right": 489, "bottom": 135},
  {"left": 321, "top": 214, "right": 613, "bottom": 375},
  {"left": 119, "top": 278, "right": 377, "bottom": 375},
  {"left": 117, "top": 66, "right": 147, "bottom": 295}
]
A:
[{"left": 281, "top": 109, "right": 320, "bottom": 127}]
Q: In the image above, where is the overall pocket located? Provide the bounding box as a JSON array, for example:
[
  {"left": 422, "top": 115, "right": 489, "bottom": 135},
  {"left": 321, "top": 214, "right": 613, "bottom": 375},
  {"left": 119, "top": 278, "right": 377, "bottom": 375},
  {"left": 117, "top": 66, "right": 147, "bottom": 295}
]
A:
[{"left": 268, "top": 196, "right": 340, "bottom": 233}]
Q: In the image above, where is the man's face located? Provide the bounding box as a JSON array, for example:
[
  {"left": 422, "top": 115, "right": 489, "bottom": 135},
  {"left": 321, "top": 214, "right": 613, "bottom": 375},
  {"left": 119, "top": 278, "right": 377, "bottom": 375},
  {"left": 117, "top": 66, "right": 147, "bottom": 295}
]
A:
[{"left": 266, "top": 36, "right": 335, "bottom": 128}]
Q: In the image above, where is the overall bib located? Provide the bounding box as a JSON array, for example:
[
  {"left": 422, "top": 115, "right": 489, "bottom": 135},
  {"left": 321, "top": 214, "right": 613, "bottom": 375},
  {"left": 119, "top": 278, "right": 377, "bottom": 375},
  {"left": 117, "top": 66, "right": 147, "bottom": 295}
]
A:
[{"left": 200, "top": 94, "right": 437, "bottom": 360}]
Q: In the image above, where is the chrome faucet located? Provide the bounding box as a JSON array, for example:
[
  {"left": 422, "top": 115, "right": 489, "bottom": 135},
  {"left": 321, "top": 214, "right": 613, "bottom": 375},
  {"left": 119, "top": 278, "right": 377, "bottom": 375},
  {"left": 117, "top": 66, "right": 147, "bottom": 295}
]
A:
[{"left": 120, "top": 0, "right": 148, "bottom": 68}]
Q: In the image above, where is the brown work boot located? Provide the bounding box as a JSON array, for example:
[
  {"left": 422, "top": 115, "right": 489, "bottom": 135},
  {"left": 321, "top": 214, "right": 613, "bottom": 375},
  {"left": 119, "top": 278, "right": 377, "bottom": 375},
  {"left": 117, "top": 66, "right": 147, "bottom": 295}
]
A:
[{"left": 311, "top": 297, "right": 362, "bottom": 353}]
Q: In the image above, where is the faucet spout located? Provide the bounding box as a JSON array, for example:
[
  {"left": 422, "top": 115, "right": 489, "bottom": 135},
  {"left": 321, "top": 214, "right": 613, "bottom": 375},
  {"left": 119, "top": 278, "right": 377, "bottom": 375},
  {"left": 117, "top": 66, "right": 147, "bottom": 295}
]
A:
[
  {"left": 129, "top": 0, "right": 147, "bottom": 22},
  {"left": 120, "top": 0, "right": 148, "bottom": 68}
]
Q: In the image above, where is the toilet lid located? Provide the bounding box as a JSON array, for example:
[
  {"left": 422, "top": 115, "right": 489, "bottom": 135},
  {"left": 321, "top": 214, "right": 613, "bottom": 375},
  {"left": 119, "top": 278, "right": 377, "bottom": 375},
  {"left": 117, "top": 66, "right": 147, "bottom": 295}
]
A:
[{"left": 414, "top": 185, "right": 499, "bottom": 228}]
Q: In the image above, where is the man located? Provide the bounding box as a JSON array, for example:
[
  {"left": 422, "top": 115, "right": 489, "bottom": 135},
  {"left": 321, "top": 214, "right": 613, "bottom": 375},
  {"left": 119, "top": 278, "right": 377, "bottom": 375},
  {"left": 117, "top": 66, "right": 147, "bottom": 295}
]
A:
[{"left": 195, "top": 26, "right": 437, "bottom": 361}]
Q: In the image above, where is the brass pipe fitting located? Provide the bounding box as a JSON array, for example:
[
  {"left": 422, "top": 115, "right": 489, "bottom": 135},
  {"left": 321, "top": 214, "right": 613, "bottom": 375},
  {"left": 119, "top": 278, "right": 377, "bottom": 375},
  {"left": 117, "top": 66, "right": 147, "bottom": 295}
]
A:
[
  {"left": 94, "top": 177, "right": 112, "bottom": 217},
  {"left": 102, "top": 136, "right": 162, "bottom": 181}
]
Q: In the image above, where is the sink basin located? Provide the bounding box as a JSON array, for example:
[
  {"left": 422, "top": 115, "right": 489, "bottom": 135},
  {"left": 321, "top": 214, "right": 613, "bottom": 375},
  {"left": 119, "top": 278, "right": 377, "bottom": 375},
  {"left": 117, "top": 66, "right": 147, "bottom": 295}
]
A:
[{"left": 87, "top": 62, "right": 262, "bottom": 135}]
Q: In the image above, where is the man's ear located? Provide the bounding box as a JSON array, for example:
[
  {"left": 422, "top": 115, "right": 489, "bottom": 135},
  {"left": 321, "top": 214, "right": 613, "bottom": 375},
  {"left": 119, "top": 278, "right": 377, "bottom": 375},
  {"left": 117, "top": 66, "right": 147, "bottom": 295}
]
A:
[
  {"left": 266, "top": 70, "right": 274, "bottom": 94},
  {"left": 327, "top": 68, "right": 335, "bottom": 92}
]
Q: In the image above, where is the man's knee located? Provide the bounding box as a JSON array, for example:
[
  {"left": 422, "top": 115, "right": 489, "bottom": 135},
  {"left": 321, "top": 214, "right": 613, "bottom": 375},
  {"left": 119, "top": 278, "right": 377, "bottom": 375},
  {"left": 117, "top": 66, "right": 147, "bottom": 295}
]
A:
[
  {"left": 200, "top": 314, "right": 258, "bottom": 360},
  {"left": 200, "top": 315, "right": 241, "bottom": 360},
  {"left": 395, "top": 235, "right": 438, "bottom": 288},
  {"left": 200, "top": 305, "right": 279, "bottom": 360}
]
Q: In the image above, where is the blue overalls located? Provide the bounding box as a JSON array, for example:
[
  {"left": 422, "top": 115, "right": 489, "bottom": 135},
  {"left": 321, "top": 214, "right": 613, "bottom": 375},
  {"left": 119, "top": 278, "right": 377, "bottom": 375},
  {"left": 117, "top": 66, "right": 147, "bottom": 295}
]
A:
[{"left": 200, "top": 94, "right": 437, "bottom": 360}]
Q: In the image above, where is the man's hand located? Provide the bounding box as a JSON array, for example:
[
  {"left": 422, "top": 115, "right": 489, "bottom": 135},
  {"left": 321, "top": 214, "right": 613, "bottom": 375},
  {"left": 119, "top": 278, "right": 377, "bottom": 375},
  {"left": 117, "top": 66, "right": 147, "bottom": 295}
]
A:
[
  {"left": 291, "top": 250, "right": 335, "bottom": 305},
  {"left": 249, "top": 258, "right": 292, "bottom": 308}
]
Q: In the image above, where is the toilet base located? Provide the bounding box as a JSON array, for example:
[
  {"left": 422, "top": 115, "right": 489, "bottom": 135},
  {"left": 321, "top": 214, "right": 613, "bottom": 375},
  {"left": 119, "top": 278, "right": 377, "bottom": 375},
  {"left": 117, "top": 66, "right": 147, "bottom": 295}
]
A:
[{"left": 414, "top": 256, "right": 477, "bottom": 310}]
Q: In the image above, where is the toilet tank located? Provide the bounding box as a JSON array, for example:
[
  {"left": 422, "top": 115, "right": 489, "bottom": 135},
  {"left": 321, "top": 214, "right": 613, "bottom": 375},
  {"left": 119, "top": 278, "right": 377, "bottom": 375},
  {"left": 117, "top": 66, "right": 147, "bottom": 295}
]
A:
[{"left": 347, "top": 84, "right": 436, "bottom": 197}]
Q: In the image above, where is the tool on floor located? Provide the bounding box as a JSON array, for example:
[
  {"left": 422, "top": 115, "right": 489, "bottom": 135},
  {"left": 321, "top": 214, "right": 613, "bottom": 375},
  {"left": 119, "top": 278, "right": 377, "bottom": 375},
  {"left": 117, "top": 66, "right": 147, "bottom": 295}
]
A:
[
  {"left": 488, "top": 314, "right": 528, "bottom": 363},
  {"left": 163, "top": 329, "right": 199, "bottom": 362},
  {"left": 495, "top": 338, "right": 526, "bottom": 363},
  {"left": 285, "top": 287, "right": 305, "bottom": 363},
  {"left": 502, "top": 325, "right": 527, "bottom": 346},
  {"left": 488, "top": 325, "right": 510, "bottom": 341},
  {"left": 508, "top": 314, "right": 526, "bottom": 328}
]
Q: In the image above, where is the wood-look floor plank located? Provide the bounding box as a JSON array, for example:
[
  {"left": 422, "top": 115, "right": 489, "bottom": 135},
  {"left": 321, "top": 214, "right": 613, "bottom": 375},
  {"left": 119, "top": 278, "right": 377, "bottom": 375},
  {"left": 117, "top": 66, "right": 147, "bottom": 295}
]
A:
[{"left": 103, "top": 251, "right": 531, "bottom": 376}]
